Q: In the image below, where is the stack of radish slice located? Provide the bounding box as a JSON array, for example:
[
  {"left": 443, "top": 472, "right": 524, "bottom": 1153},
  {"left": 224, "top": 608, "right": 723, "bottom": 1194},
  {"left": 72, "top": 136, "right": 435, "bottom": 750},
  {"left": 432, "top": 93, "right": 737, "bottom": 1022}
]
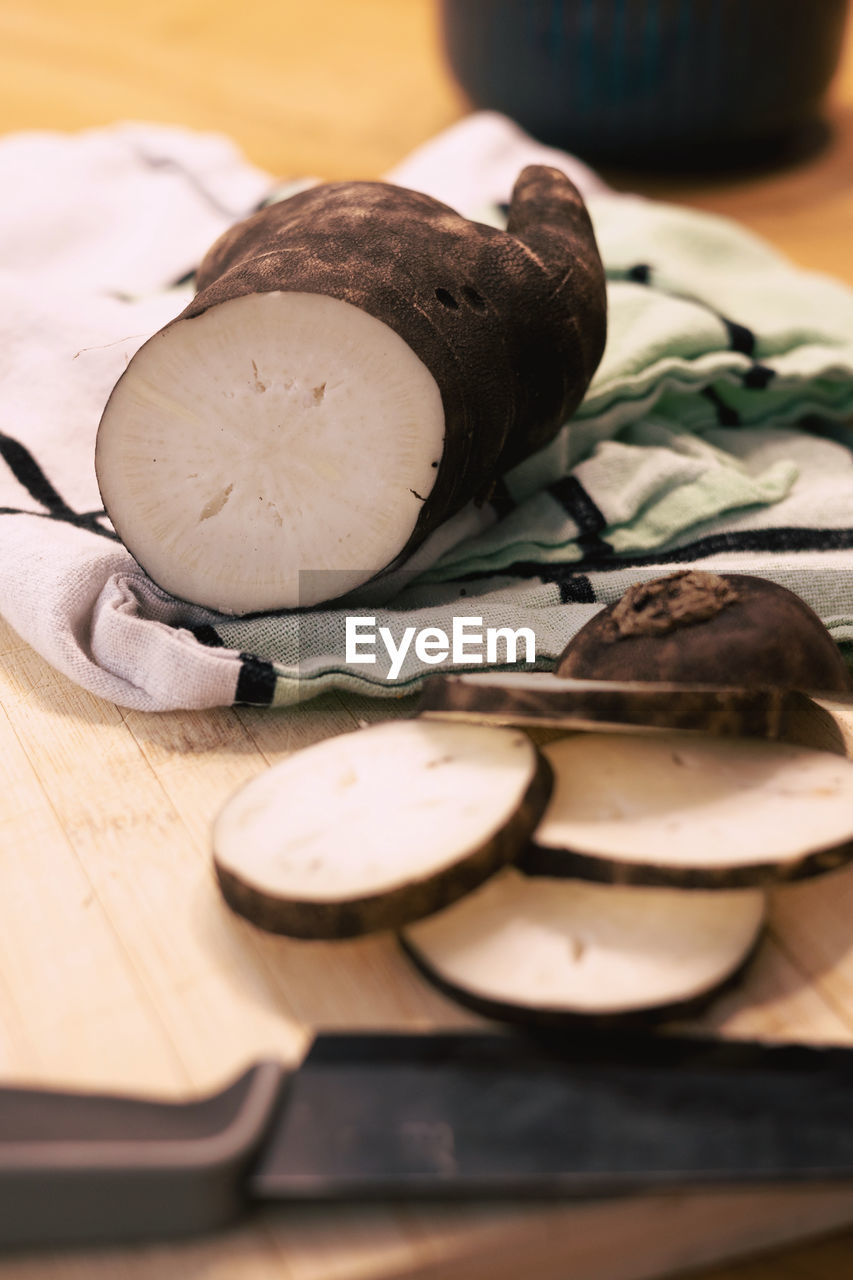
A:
[
  {"left": 212, "top": 569, "right": 853, "bottom": 1026},
  {"left": 212, "top": 700, "right": 853, "bottom": 1027}
]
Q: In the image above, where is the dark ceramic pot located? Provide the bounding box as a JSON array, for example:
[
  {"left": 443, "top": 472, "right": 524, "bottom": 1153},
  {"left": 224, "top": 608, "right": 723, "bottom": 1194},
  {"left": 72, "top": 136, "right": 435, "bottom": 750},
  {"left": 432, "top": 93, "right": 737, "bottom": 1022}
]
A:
[{"left": 439, "top": 0, "right": 850, "bottom": 169}]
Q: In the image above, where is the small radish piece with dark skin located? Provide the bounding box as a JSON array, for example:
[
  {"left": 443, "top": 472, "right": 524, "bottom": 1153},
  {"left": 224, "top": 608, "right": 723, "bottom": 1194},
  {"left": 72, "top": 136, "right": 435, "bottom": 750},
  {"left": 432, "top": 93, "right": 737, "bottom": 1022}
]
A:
[
  {"left": 557, "top": 571, "right": 853, "bottom": 694},
  {"left": 524, "top": 731, "right": 853, "bottom": 888},
  {"left": 212, "top": 721, "right": 551, "bottom": 939},
  {"left": 402, "top": 869, "right": 766, "bottom": 1025},
  {"left": 95, "top": 166, "right": 606, "bottom": 614}
]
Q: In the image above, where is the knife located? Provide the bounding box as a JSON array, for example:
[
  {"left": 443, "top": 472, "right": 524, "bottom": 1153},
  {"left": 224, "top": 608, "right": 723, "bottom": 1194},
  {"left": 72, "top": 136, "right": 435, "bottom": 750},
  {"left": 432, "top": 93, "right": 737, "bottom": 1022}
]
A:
[{"left": 4, "top": 1029, "right": 853, "bottom": 1251}]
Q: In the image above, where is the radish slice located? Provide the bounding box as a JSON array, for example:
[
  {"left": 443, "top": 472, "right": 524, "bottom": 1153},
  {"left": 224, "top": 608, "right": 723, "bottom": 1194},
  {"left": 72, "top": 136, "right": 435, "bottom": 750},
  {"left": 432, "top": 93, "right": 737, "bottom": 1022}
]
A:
[
  {"left": 524, "top": 732, "right": 853, "bottom": 888},
  {"left": 96, "top": 290, "right": 445, "bottom": 614},
  {"left": 418, "top": 671, "right": 784, "bottom": 739},
  {"left": 213, "top": 721, "right": 551, "bottom": 938},
  {"left": 402, "top": 869, "right": 766, "bottom": 1023}
]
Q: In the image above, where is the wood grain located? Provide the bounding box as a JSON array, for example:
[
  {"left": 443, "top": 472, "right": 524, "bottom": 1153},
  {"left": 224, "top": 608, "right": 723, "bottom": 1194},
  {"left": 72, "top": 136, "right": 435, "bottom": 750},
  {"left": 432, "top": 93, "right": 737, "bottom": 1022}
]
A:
[
  {"left": 2, "top": 3, "right": 853, "bottom": 1277},
  {"left": 0, "top": 0, "right": 465, "bottom": 182}
]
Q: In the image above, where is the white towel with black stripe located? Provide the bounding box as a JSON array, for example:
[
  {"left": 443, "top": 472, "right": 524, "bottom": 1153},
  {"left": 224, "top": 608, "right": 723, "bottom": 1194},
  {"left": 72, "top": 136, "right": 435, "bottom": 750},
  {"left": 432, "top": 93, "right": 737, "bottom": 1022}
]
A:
[{"left": 0, "top": 113, "right": 851, "bottom": 709}]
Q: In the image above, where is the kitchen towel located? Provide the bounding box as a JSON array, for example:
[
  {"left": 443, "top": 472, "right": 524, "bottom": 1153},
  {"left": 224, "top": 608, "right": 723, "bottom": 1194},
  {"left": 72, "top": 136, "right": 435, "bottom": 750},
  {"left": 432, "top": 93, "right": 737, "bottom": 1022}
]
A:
[{"left": 1, "top": 112, "right": 852, "bottom": 709}]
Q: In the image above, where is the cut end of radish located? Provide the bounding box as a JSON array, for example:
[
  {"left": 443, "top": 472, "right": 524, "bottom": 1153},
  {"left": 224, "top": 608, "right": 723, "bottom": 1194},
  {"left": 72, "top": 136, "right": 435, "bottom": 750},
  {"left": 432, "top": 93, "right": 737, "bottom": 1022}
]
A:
[
  {"left": 96, "top": 291, "right": 445, "bottom": 614},
  {"left": 527, "top": 732, "right": 853, "bottom": 887},
  {"left": 212, "top": 720, "right": 550, "bottom": 938},
  {"left": 402, "top": 869, "right": 766, "bottom": 1022}
]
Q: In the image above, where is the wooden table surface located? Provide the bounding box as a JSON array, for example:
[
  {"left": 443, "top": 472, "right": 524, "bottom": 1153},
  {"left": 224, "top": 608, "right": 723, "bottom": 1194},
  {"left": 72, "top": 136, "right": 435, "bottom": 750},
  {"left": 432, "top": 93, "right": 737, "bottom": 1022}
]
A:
[{"left": 2, "top": 3, "right": 853, "bottom": 1277}]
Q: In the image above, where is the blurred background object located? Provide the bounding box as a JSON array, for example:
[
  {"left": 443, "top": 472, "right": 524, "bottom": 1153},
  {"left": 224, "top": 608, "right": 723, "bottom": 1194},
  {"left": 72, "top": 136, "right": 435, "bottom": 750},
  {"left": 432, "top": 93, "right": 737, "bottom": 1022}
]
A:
[
  {"left": 0, "top": 0, "right": 464, "bottom": 180},
  {"left": 440, "top": 0, "right": 851, "bottom": 169}
]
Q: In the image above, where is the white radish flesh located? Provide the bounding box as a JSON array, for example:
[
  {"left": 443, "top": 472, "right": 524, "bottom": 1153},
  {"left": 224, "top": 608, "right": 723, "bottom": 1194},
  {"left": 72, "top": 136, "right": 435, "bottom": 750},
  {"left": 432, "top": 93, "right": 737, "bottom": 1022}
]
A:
[
  {"left": 527, "top": 732, "right": 853, "bottom": 886},
  {"left": 403, "top": 869, "right": 766, "bottom": 1020},
  {"left": 95, "top": 290, "right": 445, "bottom": 614},
  {"left": 213, "top": 720, "right": 550, "bottom": 937}
]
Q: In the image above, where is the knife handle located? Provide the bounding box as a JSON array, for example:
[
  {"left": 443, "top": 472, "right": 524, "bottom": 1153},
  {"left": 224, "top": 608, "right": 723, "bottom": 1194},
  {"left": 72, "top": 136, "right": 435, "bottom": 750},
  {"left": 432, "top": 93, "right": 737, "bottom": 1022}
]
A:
[{"left": 0, "top": 1062, "right": 285, "bottom": 1251}]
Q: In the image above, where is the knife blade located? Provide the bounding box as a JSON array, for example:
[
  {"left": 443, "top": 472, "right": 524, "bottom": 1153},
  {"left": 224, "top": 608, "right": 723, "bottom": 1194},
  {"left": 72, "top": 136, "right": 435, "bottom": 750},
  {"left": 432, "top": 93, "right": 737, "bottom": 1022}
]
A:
[{"left": 3, "top": 1030, "right": 853, "bottom": 1250}]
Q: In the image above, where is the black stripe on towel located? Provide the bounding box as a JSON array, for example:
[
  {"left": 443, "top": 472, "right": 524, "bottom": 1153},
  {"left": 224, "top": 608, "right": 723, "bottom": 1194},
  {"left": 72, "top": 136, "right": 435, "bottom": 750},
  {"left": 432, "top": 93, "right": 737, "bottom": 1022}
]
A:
[
  {"left": 548, "top": 475, "right": 612, "bottom": 556},
  {"left": 742, "top": 364, "right": 776, "bottom": 390},
  {"left": 475, "top": 561, "right": 599, "bottom": 600},
  {"left": 720, "top": 318, "right": 756, "bottom": 357},
  {"left": 573, "top": 525, "right": 853, "bottom": 570},
  {"left": 235, "top": 654, "right": 278, "bottom": 706},
  {"left": 0, "top": 432, "right": 78, "bottom": 516},
  {"left": 0, "top": 506, "right": 120, "bottom": 540},
  {"left": 0, "top": 434, "right": 120, "bottom": 541},
  {"left": 494, "top": 525, "right": 853, "bottom": 584},
  {"left": 619, "top": 264, "right": 757, "bottom": 358},
  {"left": 489, "top": 477, "right": 516, "bottom": 520},
  {"left": 133, "top": 150, "right": 247, "bottom": 220},
  {"left": 549, "top": 475, "right": 608, "bottom": 535},
  {"left": 702, "top": 386, "right": 741, "bottom": 426},
  {"left": 167, "top": 266, "right": 197, "bottom": 289},
  {"left": 555, "top": 572, "right": 597, "bottom": 604},
  {"left": 192, "top": 625, "right": 226, "bottom": 648}
]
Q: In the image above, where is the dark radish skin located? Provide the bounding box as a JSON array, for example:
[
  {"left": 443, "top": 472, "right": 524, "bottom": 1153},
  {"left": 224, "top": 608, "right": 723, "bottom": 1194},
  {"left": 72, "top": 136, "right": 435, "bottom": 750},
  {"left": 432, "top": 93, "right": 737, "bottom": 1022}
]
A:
[
  {"left": 193, "top": 166, "right": 607, "bottom": 491},
  {"left": 96, "top": 166, "right": 607, "bottom": 614},
  {"left": 417, "top": 670, "right": 790, "bottom": 740},
  {"left": 557, "top": 571, "right": 853, "bottom": 695}
]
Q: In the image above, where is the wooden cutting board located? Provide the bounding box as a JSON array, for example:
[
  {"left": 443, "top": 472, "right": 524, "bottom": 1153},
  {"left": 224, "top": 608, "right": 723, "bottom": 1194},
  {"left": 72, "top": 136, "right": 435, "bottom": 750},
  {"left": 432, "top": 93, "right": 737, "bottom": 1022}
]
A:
[{"left": 3, "top": 613, "right": 853, "bottom": 1280}]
